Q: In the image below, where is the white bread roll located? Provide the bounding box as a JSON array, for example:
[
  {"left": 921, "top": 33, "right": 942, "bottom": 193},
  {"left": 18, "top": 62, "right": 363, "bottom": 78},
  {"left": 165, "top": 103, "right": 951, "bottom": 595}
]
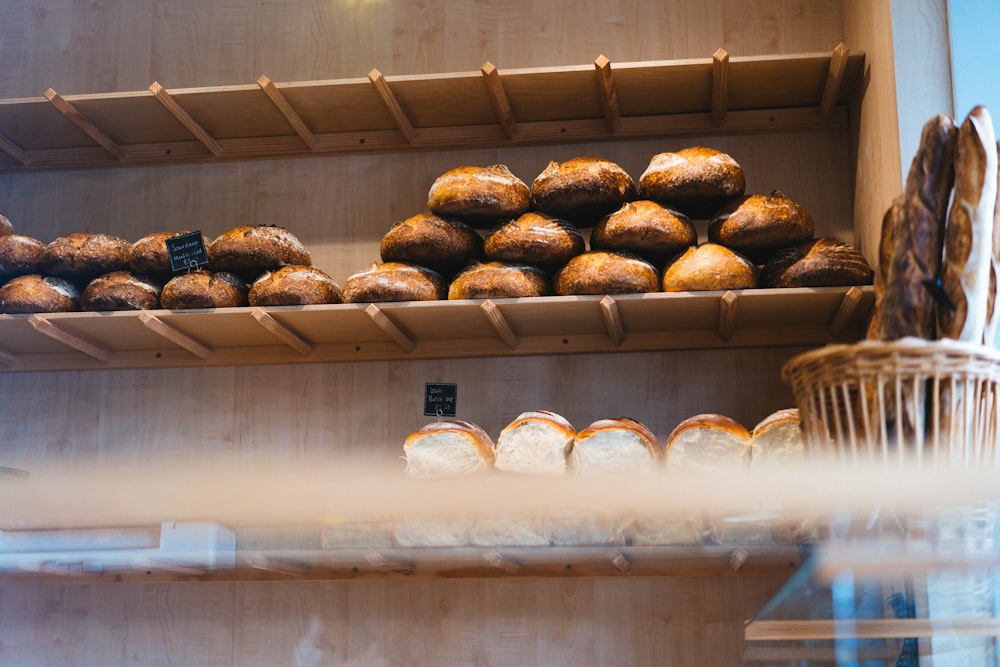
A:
[
  {"left": 749, "top": 408, "right": 805, "bottom": 465},
  {"left": 403, "top": 419, "right": 495, "bottom": 477},
  {"left": 493, "top": 410, "right": 576, "bottom": 476},
  {"left": 569, "top": 417, "right": 660, "bottom": 474},
  {"left": 663, "top": 414, "right": 751, "bottom": 471}
]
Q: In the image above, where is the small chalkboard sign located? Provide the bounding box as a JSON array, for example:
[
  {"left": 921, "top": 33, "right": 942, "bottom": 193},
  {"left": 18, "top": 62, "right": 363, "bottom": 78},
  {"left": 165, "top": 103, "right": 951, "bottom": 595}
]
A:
[
  {"left": 165, "top": 231, "right": 209, "bottom": 273},
  {"left": 424, "top": 383, "right": 457, "bottom": 417}
]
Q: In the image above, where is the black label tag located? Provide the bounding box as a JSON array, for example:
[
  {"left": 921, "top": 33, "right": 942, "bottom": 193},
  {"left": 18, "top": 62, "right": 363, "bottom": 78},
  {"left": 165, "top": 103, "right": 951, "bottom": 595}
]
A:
[
  {"left": 165, "top": 231, "right": 209, "bottom": 273},
  {"left": 424, "top": 383, "right": 457, "bottom": 417}
]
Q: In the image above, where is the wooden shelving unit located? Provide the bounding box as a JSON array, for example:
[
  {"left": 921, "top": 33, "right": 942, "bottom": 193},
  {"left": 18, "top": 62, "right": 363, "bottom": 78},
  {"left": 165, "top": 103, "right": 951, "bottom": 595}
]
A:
[
  {"left": 0, "top": 286, "right": 873, "bottom": 372},
  {"left": 0, "top": 46, "right": 863, "bottom": 173}
]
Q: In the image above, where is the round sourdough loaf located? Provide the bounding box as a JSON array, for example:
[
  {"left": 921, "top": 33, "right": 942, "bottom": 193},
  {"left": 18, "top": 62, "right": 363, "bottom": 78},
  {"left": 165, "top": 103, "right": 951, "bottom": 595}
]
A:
[
  {"left": 448, "top": 261, "right": 549, "bottom": 299},
  {"left": 638, "top": 147, "right": 746, "bottom": 219},
  {"left": 43, "top": 232, "right": 132, "bottom": 282},
  {"left": 661, "top": 243, "right": 758, "bottom": 291},
  {"left": 554, "top": 250, "right": 659, "bottom": 295},
  {"left": 403, "top": 419, "right": 495, "bottom": 477},
  {"left": 427, "top": 164, "right": 531, "bottom": 227},
  {"left": 342, "top": 261, "right": 446, "bottom": 303},
  {"left": 209, "top": 225, "right": 311, "bottom": 279},
  {"left": 760, "top": 237, "right": 874, "bottom": 288},
  {"left": 708, "top": 191, "right": 815, "bottom": 261},
  {"left": 249, "top": 265, "right": 343, "bottom": 306},
  {"left": 0, "top": 274, "right": 80, "bottom": 313},
  {"left": 493, "top": 410, "right": 577, "bottom": 475},
  {"left": 0, "top": 234, "right": 46, "bottom": 283},
  {"left": 161, "top": 270, "right": 248, "bottom": 309},
  {"left": 590, "top": 200, "right": 697, "bottom": 264},
  {"left": 131, "top": 231, "right": 211, "bottom": 280},
  {"left": 380, "top": 213, "right": 483, "bottom": 277},
  {"left": 0, "top": 213, "right": 13, "bottom": 236},
  {"left": 530, "top": 156, "right": 636, "bottom": 225},
  {"left": 483, "top": 212, "right": 584, "bottom": 268},
  {"left": 569, "top": 417, "right": 660, "bottom": 474},
  {"left": 82, "top": 271, "right": 162, "bottom": 311}
]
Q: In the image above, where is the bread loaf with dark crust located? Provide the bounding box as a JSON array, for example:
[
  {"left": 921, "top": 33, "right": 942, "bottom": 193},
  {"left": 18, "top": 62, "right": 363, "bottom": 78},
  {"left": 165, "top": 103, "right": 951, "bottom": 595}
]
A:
[
  {"left": 342, "top": 261, "right": 447, "bottom": 303},
  {"left": 554, "top": 250, "right": 659, "bottom": 296},
  {"left": 760, "top": 237, "right": 873, "bottom": 288},
  {"left": 161, "top": 271, "right": 248, "bottom": 309},
  {"left": 248, "top": 265, "right": 343, "bottom": 306},
  {"left": 379, "top": 213, "right": 483, "bottom": 277},
  {"left": 209, "top": 225, "right": 311, "bottom": 279},
  {"left": 638, "top": 147, "right": 746, "bottom": 219},
  {"left": 82, "top": 271, "right": 162, "bottom": 311},
  {"left": 530, "top": 157, "right": 637, "bottom": 226},
  {"left": 661, "top": 243, "right": 757, "bottom": 292},
  {"left": 868, "top": 114, "right": 958, "bottom": 340},
  {"left": 0, "top": 234, "right": 46, "bottom": 283},
  {"left": 589, "top": 200, "right": 697, "bottom": 265},
  {"left": 484, "top": 212, "right": 585, "bottom": 268},
  {"left": 985, "top": 138, "right": 1000, "bottom": 343},
  {"left": 131, "top": 231, "right": 211, "bottom": 280},
  {"left": 427, "top": 165, "right": 531, "bottom": 227},
  {"left": 448, "top": 261, "right": 549, "bottom": 300},
  {"left": 0, "top": 274, "right": 80, "bottom": 313},
  {"left": 939, "top": 106, "right": 998, "bottom": 342},
  {"left": 707, "top": 191, "right": 815, "bottom": 262},
  {"left": 43, "top": 232, "right": 132, "bottom": 282},
  {"left": 0, "top": 213, "right": 12, "bottom": 236}
]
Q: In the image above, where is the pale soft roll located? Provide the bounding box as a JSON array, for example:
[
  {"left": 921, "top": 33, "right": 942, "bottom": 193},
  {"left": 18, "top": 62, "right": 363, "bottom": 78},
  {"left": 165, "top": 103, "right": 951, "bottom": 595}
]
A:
[
  {"left": 569, "top": 417, "right": 660, "bottom": 474},
  {"left": 663, "top": 413, "right": 751, "bottom": 471},
  {"left": 750, "top": 408, "right": 805, "bottom": 466},
  {"left": 493, "top": 410, "right": 576, "bottom": 476},
  {"left": 403, "top": 419, "right": 495, "bottom": 477}
]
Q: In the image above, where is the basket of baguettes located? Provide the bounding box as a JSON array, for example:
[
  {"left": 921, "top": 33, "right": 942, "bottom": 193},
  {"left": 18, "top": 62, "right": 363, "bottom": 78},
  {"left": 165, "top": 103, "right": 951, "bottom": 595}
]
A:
[{"left": 782, "top": 106, "right": 1000, "bottom": 466}]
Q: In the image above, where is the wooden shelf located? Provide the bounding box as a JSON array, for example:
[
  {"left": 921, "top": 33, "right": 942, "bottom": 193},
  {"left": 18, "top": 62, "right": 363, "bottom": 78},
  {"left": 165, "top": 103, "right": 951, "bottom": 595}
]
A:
[
  {"left": 0, "top": 47, "right": 864, "bottom": 173},
  {"left": 0, "top": 286, "right": 873, "bottom": 372}
]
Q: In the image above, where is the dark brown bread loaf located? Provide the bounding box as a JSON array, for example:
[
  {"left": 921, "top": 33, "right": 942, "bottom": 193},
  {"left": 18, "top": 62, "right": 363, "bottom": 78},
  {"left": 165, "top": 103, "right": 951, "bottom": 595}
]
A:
[
  {"left": 661, "top": 243, "right": 757, "bottom": 291},
  {"left": 161, "top": 271, "right": 248, "bottom": 309},
  {"left": 448, "top": 261, "right": 550, "bottom": 299},
  {"left": 131, "top": 231, "right": 211, "bottom": 280},
  {"left": 707, "top": 191, "right": 815, "bottom": 262},
  {"left": 43, "top": 232, "right": 132, "bottom": 282},
  {"left": 0, "top": 234, "right": 46, "bottom": 283},
  {"left": 379, "top": 213, "right": 483, "bottom": 277},
  {"left": 483, "top": 212, "right": 585, "bottom": 268},
  {"left": 0, "top": 274, "right": 80, "bottom": 313},
  {"left": 427, "top": 165, "right": 531, "bottom": 227},
  {"left": 554, "top": 251, "right": 659, "bottom": 296},
  {"left": 342, "top": 262, "right": 447, "bottom": 303},
  {"left": 868, "top": 114, "right": 958, "bottom": 340},
  {"left": 209, "top": 225, "right": 311, "bottom": 279},
  {"left": 987, "top": 139, "right": 1000, "bottom": 342},
  {"left": 530, "top": 157, "right": 637, "bottom": 226},
  {"left": 760, "top": 238, "right": 873, "bottom": 288},
  {"left": 82, "top": 271, "right": 162, "bottom": 311},
  {"left": 589, "top": 200, "right": 697, "bottom": 265},
  {"left": 638, "top": 147, "right": 746, "bottom": 219},
  {"left": 939, "top": 106, "right": 998, "bottom": 342},
  {"left": 0, "top": 213, "right": 12, "bottom": 236},
  {"left": 248, "top": 265, "right": 343, "bottom": 306}
]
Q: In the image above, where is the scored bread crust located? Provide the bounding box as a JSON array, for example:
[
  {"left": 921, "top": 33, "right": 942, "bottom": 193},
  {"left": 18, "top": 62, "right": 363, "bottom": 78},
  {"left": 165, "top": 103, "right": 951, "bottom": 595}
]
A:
[
  {"left": 161, "top": 270, "right": 248, "bottom": 309},
  {"left": 530, "top": 157, "right": 637, "bottom": 225},
  {"left": 939, "top": 106, "right": 999, "bottom": 342},
  {"left": 427, "top": 165, "right": 531, "bottom": 226},
  {"left": 638, "top": 147, "right": 746, "bottom": 219},
  {"left": 82, "top": 271, "right": 162, "bottom": 311},
  {"left": 554, "top": 250, "right": 660, "bottom": 295},
  {"left": 661, "top": 243, "right": 757, "bottom": 291},
  {"left": 988, "top": 139, "right": 1000, "bottom": 342},
  {"left": 707, "top": 191, "right": 815, "bottom": 258},
  {"left": 249, "top": 265, "right": 343, "bottom": 306},
  {"left": 589, "top": 200, "right": 697, "bottom": 263},
  {"left": 0, "top": 274, "right": 80, "bottom": 313},
  {"left": 43, "top": 232, "right": 132, "bottom": 281},
  {"left": 448, "top": 261, "right": 550, "bottom": 300},
  {"left": 0, "top": 234, "right": 46, "bottom": 282},
  {"left": 209, "top": 225, "right": 312, "bottom": 277},
  {"left": 494, "top": 410, "right": 577, "bottom": 475},
  {"left": 484, "top": 212, "right": 585, "bottom": 267},
  {"left": 0, "top": 213, "right": 12, "bottom": 236},
  {"left": 760, "top": 237, "right": 873, "bottom": 288},
  {"left": 131, "top": 231, "right": 212, "bottom": 280},
  {"left": 403, "top": 419, "right": 496, "bottom": 477},
  {"left": 663, "top": 413, "right": 751, "bottom": 469},
  {"left": 379, "top": 213, "right": 484, "bottom": 277},
  {"left": 342, "top": 261, "right": 447, "bottom": 303}
]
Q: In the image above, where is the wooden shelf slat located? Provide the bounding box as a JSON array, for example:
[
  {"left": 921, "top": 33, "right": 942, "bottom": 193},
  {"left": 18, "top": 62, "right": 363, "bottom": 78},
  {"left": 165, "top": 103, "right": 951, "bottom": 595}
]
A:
[
  {"left": 256, "top": 75, "right": 319, "bottom": 149},
  {"left": 139, "top": 312, "right": 214, "bottom": 359},
  {"left": 251, "top": 308, "right": 314, "bottom": 355},
  {"left": 367, "top": 68, "right": 416, "bottom": 144},
  {"left": 44, "top": 88, "right": 126, "bottom": 161},
  {"left": 148, "top": 81, "right": 224, "bottom": 156},
  {"left": 28, "top": 315, "right": 113, "bottom": 363}
]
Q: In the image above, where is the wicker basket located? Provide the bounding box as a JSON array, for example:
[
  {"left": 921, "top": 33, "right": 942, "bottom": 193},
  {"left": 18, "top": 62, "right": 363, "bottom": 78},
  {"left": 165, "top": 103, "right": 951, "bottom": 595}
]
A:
[{"left": 781, "top": 338, "right": 1000, "bottom": 466}]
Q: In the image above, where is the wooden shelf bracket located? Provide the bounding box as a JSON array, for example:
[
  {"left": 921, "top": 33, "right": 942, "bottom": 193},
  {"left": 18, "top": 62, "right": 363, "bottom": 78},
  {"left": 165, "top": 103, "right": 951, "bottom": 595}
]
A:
[
  {"left": 828, "top": 285, "right": 865, "bottom": 338},
  {"left": 712, "top": 48, "right": 730, "bottom": 127},
  {"left": 607, "top": 549, "right": 632, "bottom": 573},
  {"left": 45, "top": 88, "right": 126, "bottom": 161},
  {"left": 0, "top": 132, "right": 29, "bottom": 165},
  {"left": 483, "top": 550, "right": 523, "bottom": 574},
  {"left": 718, "top": 291, "right": 739, "bottom": 342},
  {"left": 251, "top": 308, "right": 314, "bottom": 356},
  {"left": 364, "top": 304, "right": 416, "bottom": 352},
  {"left": 481, "top": 62, "right": 519, "bottom": 139},
  {"left": 28, "top": 315, "right": 113, "bottom": 364},
  {"left": 0, "top": 348, "right": 18, "bottom": 369},
  {"left": 139, "top": 312, "right": 214, "bottom": 360},
  {"left": 600, "top": 295, "right": 626, "bottom": 346},
  {"left": 256, "top": 75, "right": 319, "bottom": 149},
  {"left": 594, "top": 55, "right": 622, "bottom": 133},
  {"left": 820, "top": 43, "right": 851, "bottom": 119},
  {"left": 368, "top": 69, "right": 416, "bottom": 144},
  {"left": 480, "top": 300, "right": 520, "bottom": 349},
  {"left": 149, "top": 82, "right": 224, "bottom": 156}
]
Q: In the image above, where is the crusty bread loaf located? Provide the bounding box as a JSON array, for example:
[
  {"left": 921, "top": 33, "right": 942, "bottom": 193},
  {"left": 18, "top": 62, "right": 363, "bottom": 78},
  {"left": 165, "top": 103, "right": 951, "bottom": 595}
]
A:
[
  {"left": 483, "top": 212, "right": 585, "bottom": 268},
  {"left": 868, "top": 114, "right": 958, "bottom": 341},
  {"left": 661, "top": 243, "right": 757, "bottom": 291},
  {"left": 448, "top": 261, "right": 550, "bottom": 300},
  {"left": 427, "top": 164, "right": 531, "bottom": 227},
  {"left": 554, "top": 250, "right": 659, "bottom": 295},
  {"left": 750, "top": 408, "right": 805, "bottom": 465},
  {"left": 131, "top": 231, "right": 212, "bottom": 280},
  {"left": 530, "top": 157, "right": 637, "bottom": 225},
  {"left": 707, "top": 191, "right": 815, "bottom": 262},
  {"left": 248, "top": 265, "right": 342, "bottom": 306},
  {"left": 81, "top": 271, "right": 161, "bottom": 311},
  {"left": 493, "top": 410, "right": 576, "bottom": 476},
  {"left": 43, "top": 232, "right": 132, "bottom": 282},
  {"left": 638, "top": 147, "right": 746, "bottom": 219},
  {"left": 663, "top": 413, "right": 751, "bottom": 471},
  {"left": 589, "top": 200, "right": 697, "bottom": 264},
  {"left": 0, "top": 213, "right": 12, "bottom": 236},
  {"left": 161, "top": 270, "right": 248, "bottom": 309},
  {"left": 379, "top": 213, "right": 483, "bottom": 277},
  {"left": 403, "top": 419, "right": 495, "bottom": 477},
  {"left": 0, "top": 234, "right": 46, "bottom": 283},
  {"left": 342, "top": 261, "right": 447, "bottom": 303},
  {"left": 760, "top": 237, "right": 873, "bottom": 288},
  {"left": 939, "top": 106, "right": 999, "bottom": 342},
  {"left": 988, "top": 139, "right": 1000, "bottom": 343},
  {"left": 209, "top": 225, "right": 311, "bottom": 279},
  {"left": 0, "top": 274, "right": 80, "bottom": 313},
  {"left": 569, "top": 417, "right": 660, "bottom": 474}
]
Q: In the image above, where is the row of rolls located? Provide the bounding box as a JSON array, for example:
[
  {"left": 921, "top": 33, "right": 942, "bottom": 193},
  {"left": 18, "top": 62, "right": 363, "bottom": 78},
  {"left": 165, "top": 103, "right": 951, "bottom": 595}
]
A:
[{"left": 0, "top": 146, "right": 873, "bottom": 314}]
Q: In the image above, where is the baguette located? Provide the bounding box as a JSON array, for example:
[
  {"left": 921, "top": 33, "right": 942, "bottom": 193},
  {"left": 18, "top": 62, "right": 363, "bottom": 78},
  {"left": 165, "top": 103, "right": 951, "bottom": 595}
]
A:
[
  {"left": 985, "top": 139, "right": 1000, "bottom": 343},
  {"left": 868, "top": 114, "right": 957, "bottom": 340},
  {"left": 939, "top": 106, "right": 998, "bottom": 342}
]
